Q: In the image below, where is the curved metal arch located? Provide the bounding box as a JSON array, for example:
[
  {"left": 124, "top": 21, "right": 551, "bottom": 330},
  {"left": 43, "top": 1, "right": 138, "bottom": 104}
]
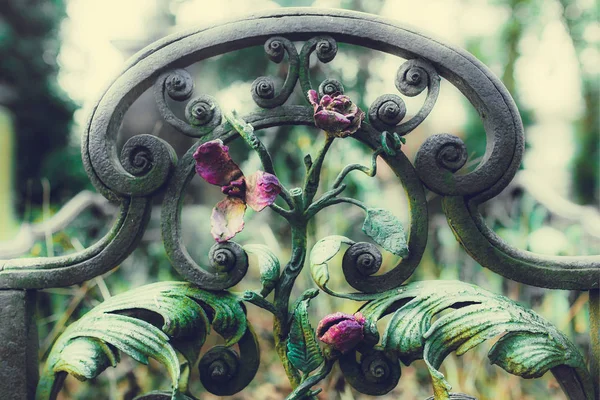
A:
[
  {"left": 83, "top": 7, "right": 523, "bottom": 200},
  {"left": 78, "top": 7, "right": 598, "bottom": 292},
  {"left": 0, "top": 196, "right": 151, "bottom": 289},
  {"left": 444, "top": 196, "right": 600, "bottom": 290},
  {"left": 14, "top": 8, "right": 598, "bottom": 400}
]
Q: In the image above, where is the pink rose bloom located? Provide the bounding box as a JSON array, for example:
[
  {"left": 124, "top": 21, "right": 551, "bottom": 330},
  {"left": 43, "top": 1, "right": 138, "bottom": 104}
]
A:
[
  {"left": 308, "top": 90, "right": 365, "bottom": 138},
  {"left": 316, "top": 312, "right": 366, "bottom": 353},
  {"left": 194, "top": 139, "right": 282, "bottom": 242}
]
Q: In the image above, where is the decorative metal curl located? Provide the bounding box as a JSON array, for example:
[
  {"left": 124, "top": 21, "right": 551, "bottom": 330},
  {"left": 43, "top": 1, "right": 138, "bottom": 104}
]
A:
[
  {"left": 396, "top": 61, "right": 430, "bottom": 97},
  {"left": 318, "top": 78, "right": 344, "bottom": 97},
  {"left": 299, "top": 36, "right": 338, "bottom": 99},
  {"left": 164, "top": 237, "right": 249, "bottom": 290},
  {"left": 199, "top": 347, "right": 239, "bottom": 391},
  {"left": 113, "top": 134, "right": 177, "bottom": 196},
  {"left": 339, "top": 348, "right": 401, "bottom": 396},
  {"left": 208, "top": 241, "right": 247, "bottom": 273},
  {"left": 184, "top": 95, "right": 222, "bottom": 133},
  {"left": 120, "top": 135, "right": 156, "bottom": 177},
  {"left": 197, "top": 326, "right": 260, "bottom": 396},
  {"left": 368, "top": 94, "right": 407, "bottom": 131},
  {"left": 414, "top": 133, "right": 470, "bottom": 194},
  {"left": 343, "top": 242, "right": 383, "bottom": 281},
  {"left": 164, "top": 69, "right": 194, "bottom": 101},
  {"left": 154, "top": 69, "right": 222, "bottom": 137},
  {"left": 367, "top": 59, "right": 440, "bottom": 137},
  {"left": 416, "top": 133, "right": 468, "bottom": 174},
  {"left": 252, "top": 77, "right": 276, "bottom": 100},
  {"left": 251, "top": 37, "right": 299, "bottom": 108}
]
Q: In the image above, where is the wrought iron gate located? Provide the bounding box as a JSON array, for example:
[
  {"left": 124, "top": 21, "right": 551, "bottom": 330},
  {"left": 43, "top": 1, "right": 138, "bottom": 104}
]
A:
[{"left": 0, "top": 8, "right": 598, "bottom": 400}]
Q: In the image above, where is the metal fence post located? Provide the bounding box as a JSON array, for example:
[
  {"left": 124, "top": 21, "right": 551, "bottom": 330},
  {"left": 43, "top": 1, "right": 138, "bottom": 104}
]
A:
[{"left": 0, "top": 290, "right": 38, "bottom": 399}]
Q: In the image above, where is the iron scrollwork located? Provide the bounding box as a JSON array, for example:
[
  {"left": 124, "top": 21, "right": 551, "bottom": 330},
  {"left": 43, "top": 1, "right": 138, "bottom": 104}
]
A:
[{"left": 0, "top": 8, "right": 593, "bottom": 400}]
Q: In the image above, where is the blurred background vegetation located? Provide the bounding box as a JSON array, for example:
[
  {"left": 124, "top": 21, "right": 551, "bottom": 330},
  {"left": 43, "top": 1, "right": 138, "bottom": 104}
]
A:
[{"left": 0, "top": 0, "right": 598, "bottom": 399}]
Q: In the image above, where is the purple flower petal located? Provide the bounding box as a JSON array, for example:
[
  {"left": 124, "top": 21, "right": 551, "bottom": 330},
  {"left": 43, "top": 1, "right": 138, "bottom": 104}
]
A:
[
  {"left": 316, "top": 312, "right": 365, "bottom": 353},
  {"left": 221, "top": 177, "right": 246, "bottom": 198},
  {"left": 210, "top": 196, "right": 247, "bottom": 242},
  {"left": 244, "top": 171, "right": 282, "bottom": 212},
  {"left": 193, "top": 139, "right": 244, "bottom": 186},
  {"left": 316, "top": 312, "right": 354, "bottom": 336},
  {"left": 314, "top": 110, "right": 351, "bottom": 132},
  {"left": 329, "top": 97, "right": 347, "bottom": 109},
  {"left": 308, "top": 90, "right": 319, "bottom": 108},
  {"left": 320, "top": 94, "right": 334, "bottom": 108},
  {"left": 338, "top": 108, "right": 365, "bottom": 137}
]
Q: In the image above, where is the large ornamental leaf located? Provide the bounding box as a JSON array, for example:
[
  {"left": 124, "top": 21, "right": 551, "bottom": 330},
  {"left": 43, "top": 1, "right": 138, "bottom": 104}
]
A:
[
  {"left": 362, "top": 208, "right": 408, "bottom": 257},
  {"left": 287, "top": 291, "right": 324, "bottom": 376},
  {"left": 358, "top": 280, "right": 594, "bottom": 400},
  {"left": 243, "top": 244, "right": 281, "bottom": 297},
  {"left": 309, "top": 235, "right": 354, "bottom": 291},
  {"left": 37, "top": 282, "right": 248, "bottom": 400},
  {"left": 51, "top": 337, "right": 119, "bottom": 381}
]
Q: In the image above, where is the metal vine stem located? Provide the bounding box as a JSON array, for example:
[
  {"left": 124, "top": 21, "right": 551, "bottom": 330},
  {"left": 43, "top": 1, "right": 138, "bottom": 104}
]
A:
[{"left": 0, "top": 8, "right": 598, "bottom": 400}]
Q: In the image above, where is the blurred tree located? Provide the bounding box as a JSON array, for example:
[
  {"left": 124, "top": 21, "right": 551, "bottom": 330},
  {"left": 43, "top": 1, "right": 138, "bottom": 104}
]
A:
[
  {"left": 0, "top": 0, "right": 85, "bottom": 213},
  {"left": 557, "top": 0, "right": 599, "bottom": 205},
  {"left": 463, "top": 0, "right": 535, "bottom": 163}
]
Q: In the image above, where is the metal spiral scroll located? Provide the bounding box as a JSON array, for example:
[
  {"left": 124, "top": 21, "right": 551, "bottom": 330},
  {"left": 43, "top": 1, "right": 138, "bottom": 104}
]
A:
[
  {"left": 318, "top": 77, "right": 344, "bottom": 97},
  {"left": 154, "top": 69, "right": 222, "bottom": 138},
  {"left": 131, "top": 326, "right": 260, "bottom": 399},
  {"left": 367, "top": 59, "right": 440, "bottom": 136},
  {"left": 299, "top": 35, "right": 340, "bottom": 99},
  {"left": 166, "top": 239, "right": 249, "bottom": 291},
  {"left": 198, "top": 326, "right": 260, "bottom": 396},
  {"left": 251, "top": 37, "right": 300, "bottom": 108},
  {"left": 342, "top": 242, "right": 384, "bottom": 291},
  {"left": 339, "top": 348, "right": 402, "bottom": 396}
]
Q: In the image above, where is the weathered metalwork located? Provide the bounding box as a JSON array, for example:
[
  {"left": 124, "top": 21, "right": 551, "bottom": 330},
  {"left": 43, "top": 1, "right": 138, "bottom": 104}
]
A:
[{"left": 0, "top": 8, "right": 598, "bottom": 400}]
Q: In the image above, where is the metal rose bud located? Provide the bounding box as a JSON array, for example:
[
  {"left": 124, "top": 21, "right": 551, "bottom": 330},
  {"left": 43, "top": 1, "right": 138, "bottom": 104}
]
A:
[
  {"left": 316, "top": 312, "right": 366, "bottom": 353},
  {"left": 308, "top": 89, "right": 365, "bottom": 138}
]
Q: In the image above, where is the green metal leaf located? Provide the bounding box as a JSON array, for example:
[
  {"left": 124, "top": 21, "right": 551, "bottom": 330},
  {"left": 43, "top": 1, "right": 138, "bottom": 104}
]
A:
[
  {"left": 52, "top": 337, "right": 119, "bottom": 381},
  {"left": 38, "top": 282, "right": 248, "bottom": 400},
  {"left": 39, "top": 312, "right": 181, "bottom": 400},
  {"left": 287, "top": 292, "right": 324, "bottom": 375},
  {"left": 361, "top": 208, "right": 408, "bottom": 257},
  {"left": 68, "top": 313, "right": 179, "bottom": 372},
  {"left": 360, "top": 280, "right": 594, "bottom": 400},
  {"left": 243, "top": 244, "right": 281, "bottom": 297},
  {"left": 126, "top": 282, "right": 247, "bottom": 346},
  {"left": 185, "top": 288, "right": 247, "bottom": 346},
  {"left": 309, "top": 235, "right": 353, "bottom": 290},
  {"left": 94, "top": 282, "right": 210, "bottom": 340},
  {"left": 488, "top": 332, "right": 584, "bottom": 379}
]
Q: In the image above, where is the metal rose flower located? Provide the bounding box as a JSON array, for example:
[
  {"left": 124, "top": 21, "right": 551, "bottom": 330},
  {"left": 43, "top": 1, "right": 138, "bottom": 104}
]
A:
[
  {"left": 308, "top": 90, "right": 365, "bottom": 138},
  {"left": 193, "top": 139, "right": 282, "bottom": 242},
  {"left": 316, "top": 312, "right": 366, "bottom": 353}
]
